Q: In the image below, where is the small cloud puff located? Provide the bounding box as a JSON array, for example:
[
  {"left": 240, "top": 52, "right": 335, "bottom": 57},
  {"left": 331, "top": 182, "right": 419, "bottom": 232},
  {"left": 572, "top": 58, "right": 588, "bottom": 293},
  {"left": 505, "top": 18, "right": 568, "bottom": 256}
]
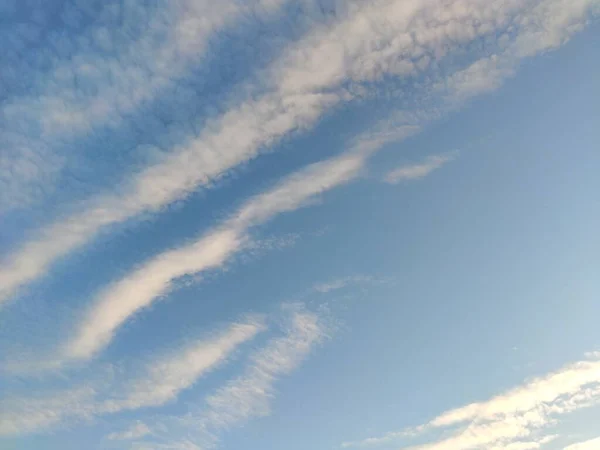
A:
[
  {"left": 107, "top": 421, "right": 152, "bottom": 441},
  {"left": 384, "top": 151, "right": 458, "bottom": 184}
]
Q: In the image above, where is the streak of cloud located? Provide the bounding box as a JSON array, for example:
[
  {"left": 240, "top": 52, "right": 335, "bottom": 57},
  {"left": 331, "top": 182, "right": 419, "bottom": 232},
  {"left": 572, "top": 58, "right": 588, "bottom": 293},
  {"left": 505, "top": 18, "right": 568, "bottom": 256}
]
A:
[
  {"left": 342, "top": 353, "right": 600, "bottom": 449},
  {"left": 0, "top": 317, "right": 263, "bottom": 436},
  {"left": 3, "top": 0, "right": 595, "bottom": 307},
  {"left": 62, "top": 149, "right": 368, "bottom": 363},
  {"left": 134, "top": 307, "right": 328, "bottom": 449},
  {"left": 385, "top": 152, "right": 457, "bottom": 184}
]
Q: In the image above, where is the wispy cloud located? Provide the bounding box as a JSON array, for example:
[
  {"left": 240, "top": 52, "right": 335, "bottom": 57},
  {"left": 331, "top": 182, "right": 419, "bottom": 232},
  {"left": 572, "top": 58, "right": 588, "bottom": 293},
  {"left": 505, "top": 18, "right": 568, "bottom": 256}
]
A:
[
  {"left": 438, "top": 0, "right": 600, "bottom": 104},
  {"left": 0, "top": 318, "right": 263, "bottom": 436},
  {"left": 0, "top": 386, "right": 97, "bottom": 436},
  {"left": 0, "top": 0, "right": 288, "bottom": 211},
  {"left": 2, "top": 2, "right": 598, "bottom": 448},
  {"left": 101, "top": 318, "right": 265, "bottom": 412},
  {"left": 3, "top": 0, "right": 595, "bottom": 307},
  {"left": 341, "top": 353, "right": 600, "bottom": 449},
  {"left": 491, "top": 435, "right": 558, "bottom": 450},
  {"left": 59, "top": 149, "right": 367, "bottom": 364},
  {"left": 139, "top": 307, "right": 328, "bottom": 448},
  {"left": 341, "top": 430, "right": 416, "bottom": 448},
  {"left": 107, "top": 421, "right": 152, "bottom": 441},
  {"left": 565, "top": 436, "right": 600, "bottom": 450},
  {"left": 385, "top": 152, "right": 458, "bottom": 184},
  {"left": 313, "top": 275, "right": 380, "bottom": 293},
  {"left": 201, "top": 308, "right": 326, "bottom": 431}
]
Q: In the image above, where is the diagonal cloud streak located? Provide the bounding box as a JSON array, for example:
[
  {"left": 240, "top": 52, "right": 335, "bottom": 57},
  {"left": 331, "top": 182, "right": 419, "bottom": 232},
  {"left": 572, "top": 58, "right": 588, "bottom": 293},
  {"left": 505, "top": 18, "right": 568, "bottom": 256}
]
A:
[
  {"left": 134, "top": 307, "right": 327, "bottom": 448},
  {"left": 0, "top": 0, "right": 289, "bottom": 211},
  {"left": 2, "top": 0, "right": 596, "bottom": 307},
  {"left": 61, "top": 149, "right": 369, "bottom": 363},
  {"left": 385, "top": 152, "right": 458, "bottom": 184},
  {"left": 0, "top": 317, "right": 263, "bottom": 436},
  {"left": 342, "top": 353, "right": 600, "bottom": 450},
  {"left": 100, "top": 318, "right": 265, "bottom": 412},
  {"left": 565, "top": 436, "right": 600, "bottom": 450}
]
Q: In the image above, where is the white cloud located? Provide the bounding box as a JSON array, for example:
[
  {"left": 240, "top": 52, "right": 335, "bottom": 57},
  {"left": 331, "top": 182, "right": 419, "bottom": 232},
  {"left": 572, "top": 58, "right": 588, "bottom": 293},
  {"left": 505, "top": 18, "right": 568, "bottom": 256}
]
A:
[
  {"left": 141, "top": 307, "right": 327, "bottom": 448},
  {"left": 385, "top": 152, "right": 457, "bottom": 184},
  {"left": 439, "top": 0, "right": 600, "bottom": 103},
  {"left": 202, "top": 309, "right": 325, "bottom": 430},
  {"left": 30, "top": 0, "right": 288, "bottom": 134},
  {"left": 5, "top": 307, "right": 323, "bottom": 444},
  {"left": 342, "top": 354, "right": 600, "bottom": 449},
  {"left": 0, "top": 386, "right": 96, "bottom": 436},
  {"left": 491, "top": 435, "right": 558, "bottom": 450},
  {"left": 101, "top": 318, "right": 265, "bottom": 411},
  {"left": 0, "top": 0, "right": 288, "bottom": 211},
  {"left": 62, "top": 227, "right": 242, "bottom": 362},
  {"left": 425, "top": 360, "right": 600, "bottom": 430},
  {"left": 0, "top": 318, "right": 263, "bottom": 436},
  {"left": 565, "top": 436, "right": 600, "bottom": 450},
  {"left": 344, "top": 434, "right": 561, "bottom": 450},
  {"left": 313, "top": 275, "right": 379, "bottom": 293},
  {"left": 107, "top": 421, "right": 152, "bottom": 441},
  {"left": 341, "top": 431, "right": 415, "bottom": 448},
  {"left": 3, "top": 0, "right": 596, "bottom": 307},
  {"left": 131, "top": 439, "right": 204, "bottom": 450},
  {"left": 60, "top": 149, "right": 367, "bottom": 363}
]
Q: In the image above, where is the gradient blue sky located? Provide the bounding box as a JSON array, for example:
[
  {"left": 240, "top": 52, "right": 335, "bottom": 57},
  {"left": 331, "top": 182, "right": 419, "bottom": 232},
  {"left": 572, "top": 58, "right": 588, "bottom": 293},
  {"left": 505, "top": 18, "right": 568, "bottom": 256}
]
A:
[{"left": 1, "top": 1, "right": 600, "bottom": 449}]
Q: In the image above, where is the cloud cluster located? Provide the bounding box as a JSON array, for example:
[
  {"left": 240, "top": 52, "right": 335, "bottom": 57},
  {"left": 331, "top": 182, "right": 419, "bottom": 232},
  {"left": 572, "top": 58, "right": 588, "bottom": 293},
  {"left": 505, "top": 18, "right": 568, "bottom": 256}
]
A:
[
  {"left": 107, "top": 422, "right": 152, "bottom": 441},
  {"left": 100, "top": 319, "right": 265, "bottom": 412},
  {"left": 0, "top": 386, "right": 97, "bottom": 436},
  {"left": 0, "top": 0, "right": 290, "bottom": 211},
  {"left": 133, "top": 307, "right": 328, "bottom": 448},
  {"left": 61, "top": 148, "right": 368, "bottom": 364},
  {"left": 342, "top": 354, "right": 600, "bottom": 449},
  {"left": 1, "top": 1, "right": 598, "bottom": 448},
  {"left": 3, "top": 0, "right": 596, "bottom": 308},
  {"left": 0, "top": 317, "right": 261, "bottom": 435},
  {"left": 0, "top": 307, "right": 327, "bottom": 449},
  {"left": 565, "top": 436, "right": 600, "bottom": 450}
]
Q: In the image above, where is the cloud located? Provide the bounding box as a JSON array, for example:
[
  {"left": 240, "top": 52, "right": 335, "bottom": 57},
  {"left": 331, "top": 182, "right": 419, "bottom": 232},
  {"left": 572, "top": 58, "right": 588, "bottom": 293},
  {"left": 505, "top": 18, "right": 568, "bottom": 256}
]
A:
[
  {"left": 490, "top": 435, "right": 558, "bottom": 450},
  {"left": 565, "top": 436, "right": 600, "bottom": 450},
  {"left": 0, "top": 307, "right": 323, "bottom": 443},
  {"left": 132, "top": 441, "right": 204, "bottom": 450},
  {"left": 384, "top": 152, "right": 458, "bottom": 184},
  {"left": 313, "top": 275, "right": 380, "bottom": 293},
  {"left": 3, "top": 2, "right": 598, "bottom": 447},
  {"left": 342, "top": 353, "right": 600, "bottom": 449},
  {"left": 3, "top": 0, "right": 596, "bottom": 307},
  {"left": 438, "top": 0, "right": 600, "bottom": 103},
  {"left": 140, "top": 307, "right": 328, "bottom": 448},
  {"left": 0, "top": 0, "right": 289, "bottom": 211},
  {"left": 202, "top": 308, "right": 326, "bottom": 430},
  {"left": 0, "top": 386, "right": 96, "bottom": 436},
  {"left": 100, "top": 318, "right": 265, "bottom": 412},
  {"left": 107, "top": 421, "right": 152, "bottom": 441},
  {"left": 0, "top": 318, "right": 263, "bottom": 436},
  {"left": 341, "top": 431, "right": 415, "bottom": 448},
  {"left": 56, "top": 146, "right": 369, "bottom": 364}
]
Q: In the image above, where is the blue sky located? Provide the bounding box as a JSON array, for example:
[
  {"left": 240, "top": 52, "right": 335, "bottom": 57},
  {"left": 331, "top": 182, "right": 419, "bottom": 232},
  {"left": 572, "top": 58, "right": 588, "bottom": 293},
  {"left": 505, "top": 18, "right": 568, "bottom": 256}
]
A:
[{"left": 1, "top": 1, "right": 600, "bottom": 449}]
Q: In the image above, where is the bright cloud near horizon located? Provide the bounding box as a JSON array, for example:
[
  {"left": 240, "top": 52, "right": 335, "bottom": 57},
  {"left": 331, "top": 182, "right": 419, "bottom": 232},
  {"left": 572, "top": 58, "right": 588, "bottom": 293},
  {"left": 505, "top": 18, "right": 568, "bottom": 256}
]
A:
[{"left": 1, "top": 1, "right": 599, "bottom": 449}]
